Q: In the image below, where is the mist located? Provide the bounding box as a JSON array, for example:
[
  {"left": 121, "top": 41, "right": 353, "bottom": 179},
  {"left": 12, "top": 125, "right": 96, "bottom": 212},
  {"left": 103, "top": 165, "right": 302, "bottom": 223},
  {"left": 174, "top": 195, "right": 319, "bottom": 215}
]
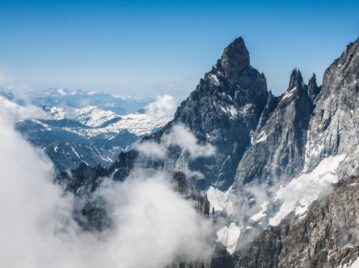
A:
[
  {"left": 0, "top": 97, "right": 213, "bottom": 268},
  {"left": 144, "top": 94, "right": 177, "bottom": 120}
]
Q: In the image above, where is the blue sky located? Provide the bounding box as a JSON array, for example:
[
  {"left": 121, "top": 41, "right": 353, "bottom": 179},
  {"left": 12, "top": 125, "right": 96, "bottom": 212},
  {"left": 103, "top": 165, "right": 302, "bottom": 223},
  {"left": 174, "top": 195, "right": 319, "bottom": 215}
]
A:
[{"left": 0, "top": 0, "right": 358, "bottom": 98}]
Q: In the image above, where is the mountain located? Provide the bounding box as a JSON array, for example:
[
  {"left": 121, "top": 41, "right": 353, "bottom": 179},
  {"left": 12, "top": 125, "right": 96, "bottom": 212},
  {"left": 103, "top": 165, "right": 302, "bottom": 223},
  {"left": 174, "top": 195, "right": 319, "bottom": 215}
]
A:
[
  {"left": 230, "top": 36, "right": 359, "bottom": 268},
  {"left": 15, "top": 118, "right": 139, "bottom": 170},
  {"left": 27, "top": 87, "right": 150, "bottom": 114},
  {"left": 235, "top": 68, "right": 315, "bottom": 186},
  {"left": 56, "top": 36, "right": 359, "bottom": 267},
  {"left": 234, "top": 176, "right": 359, "bottom": 268},
  {"left": 60, "top": 37, "right": 269, "bottom": 191},
  {"left": 1, "top": 88, "right": 171, "bottom": 171},
  {"left": 172, "top": 37, "right": 268, "bottom": 190}
]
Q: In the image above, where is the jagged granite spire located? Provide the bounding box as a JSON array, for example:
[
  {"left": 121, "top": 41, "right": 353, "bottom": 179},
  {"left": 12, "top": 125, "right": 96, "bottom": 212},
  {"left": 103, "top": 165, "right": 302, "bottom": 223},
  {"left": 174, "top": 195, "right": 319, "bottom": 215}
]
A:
[
  {"left": 235, "top": 66, "right": 313, "bottom": 186},
  {"left": 307, "top": 73, "right": 320, "bottom": 100},
  {"left": 288, "top": 68, "right": 304, "bottom": 90},
  {"left": 218, "top": 37, "right": 250, "bottom": 84},
  {"left": 172, "top": 36, "right": 268, "bottom": 189}
]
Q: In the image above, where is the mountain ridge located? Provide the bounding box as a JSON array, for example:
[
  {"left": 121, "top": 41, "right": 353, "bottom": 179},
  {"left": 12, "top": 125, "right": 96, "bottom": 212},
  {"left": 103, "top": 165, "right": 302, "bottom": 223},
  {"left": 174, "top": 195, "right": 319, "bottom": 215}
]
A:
[{"left": 55, "top": 36, "right": 359, "bottom": 267}]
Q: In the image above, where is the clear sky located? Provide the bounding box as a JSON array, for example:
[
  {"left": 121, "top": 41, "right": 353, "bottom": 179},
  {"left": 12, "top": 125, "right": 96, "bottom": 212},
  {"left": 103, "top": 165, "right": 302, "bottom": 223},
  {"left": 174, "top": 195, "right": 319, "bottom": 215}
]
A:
[{"left": 0, "top": 0, "right": 358, "bottom": 98}]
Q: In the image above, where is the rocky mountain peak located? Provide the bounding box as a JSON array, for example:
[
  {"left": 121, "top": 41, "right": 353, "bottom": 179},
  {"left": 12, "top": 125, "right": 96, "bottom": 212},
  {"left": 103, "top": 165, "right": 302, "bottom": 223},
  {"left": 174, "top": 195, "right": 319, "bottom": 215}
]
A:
[
  {"left": 304, "top": 36, "right": 359, "bottom": 174},
  {"left": 322, "top": 37, "right": 359, "bottom": 91},
  {"left": 218, "top": 37, "right": 251, "bottom": 85},
  {"left": 308, "top": 72, "right": 317, "bottom": 87},
  {"left": 288, "top": 68, "right": 304, "bottom": 90},
  {"left": 307, "top": 73, "right": 320, "bottom": 99}
]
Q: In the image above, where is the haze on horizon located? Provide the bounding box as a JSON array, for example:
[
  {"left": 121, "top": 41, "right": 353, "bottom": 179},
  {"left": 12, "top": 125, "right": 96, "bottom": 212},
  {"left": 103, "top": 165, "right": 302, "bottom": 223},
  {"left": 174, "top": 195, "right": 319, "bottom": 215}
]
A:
[{"left": 0, "top": 0, "right": 358, "bottom": 99}]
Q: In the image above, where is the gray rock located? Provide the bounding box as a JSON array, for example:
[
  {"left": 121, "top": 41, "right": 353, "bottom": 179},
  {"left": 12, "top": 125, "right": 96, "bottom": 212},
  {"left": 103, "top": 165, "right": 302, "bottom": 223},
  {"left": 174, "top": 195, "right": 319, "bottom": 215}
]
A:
[
  {"left": 235, "top": 69, "right": 314, "bottom": 186},
  {"left": 173, "top": 37, "right": 268, "bottom": 190},
  {"left": 234, "top": 177, "right": 359, "bottom": 268},
  {"left": 304, "top": 38, "right": 359, "bottom": 177}
]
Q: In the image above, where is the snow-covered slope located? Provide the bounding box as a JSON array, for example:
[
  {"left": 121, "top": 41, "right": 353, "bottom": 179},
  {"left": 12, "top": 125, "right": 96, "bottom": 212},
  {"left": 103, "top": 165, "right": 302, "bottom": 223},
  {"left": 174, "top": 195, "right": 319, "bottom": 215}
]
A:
[
  {"left": 46, "top": 105, "right": 170, "bottom": 136},
  {"left": 269, "top": 154, "right": 346, "bottom": 226},
  {"left": 4, "top": 88, "right": 175, "bottom": 170}
]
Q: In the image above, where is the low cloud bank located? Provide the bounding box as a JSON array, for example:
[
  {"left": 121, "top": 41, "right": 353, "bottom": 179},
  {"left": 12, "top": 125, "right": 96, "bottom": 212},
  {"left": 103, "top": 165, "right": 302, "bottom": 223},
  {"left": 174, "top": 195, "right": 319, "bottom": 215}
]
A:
[
  {"left": 144, "top": 95, "right": 177, "bottom": 120},
  {"left": 0, "top": 99, "right": 212, "bottom": 268},
  {"left": 136, "top": 124, "right": 215, "bottom": 160},
  {"left": 135, "top": 124, "right": 215, "bottom": 181}
]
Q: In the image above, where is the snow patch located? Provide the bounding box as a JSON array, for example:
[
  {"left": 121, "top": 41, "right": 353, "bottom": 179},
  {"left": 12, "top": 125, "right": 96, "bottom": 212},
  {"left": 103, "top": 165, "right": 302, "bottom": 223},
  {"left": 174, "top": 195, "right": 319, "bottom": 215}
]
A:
[
  {"left": 48, "top": 104, "right": 171, "bottom": 136},
  {"left": 253, "top": 130, "right": 268, "bottom": 144},
  {"left": 71, "top": 147, "right": 81, "bottom": 159},
  {"left": 216, "top": 223, "right": 241, "bottom": 254},
  {"left": 282, "top": 87, "right": 296, "bottom": 100},
  {"left": 220, "top": 105, "right": 238, "bottom": 119},
  {"left": 250, "top": 201, "right": 269, "bottom": 222},
  {"left": 342, "top": 255, "right": 359, "bottom": 268},
  {"left": 269, "top": 154, "right": 346, "bottom": 226},
  {"left": 209, "top": 74, "right": 220, "bottom": 86},
  {"left": 206, "top": 186, "right": 233, "bottom": 215}
]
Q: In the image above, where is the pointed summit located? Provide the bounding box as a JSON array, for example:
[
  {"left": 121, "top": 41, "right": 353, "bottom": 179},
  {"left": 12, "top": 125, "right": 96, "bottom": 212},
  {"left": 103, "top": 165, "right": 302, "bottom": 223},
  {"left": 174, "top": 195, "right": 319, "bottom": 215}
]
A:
[
  {"left": 308, "top": 73, "right": 320, "bottom": 99},
  {"left": 308, "top": 73, "right": 317, "bottom": 87},
  {"left": 288, "top": 68, "right": 304, "bottom": 90},
  {"left": 218, "top": 37, "right": 250, "bottom": 84}
]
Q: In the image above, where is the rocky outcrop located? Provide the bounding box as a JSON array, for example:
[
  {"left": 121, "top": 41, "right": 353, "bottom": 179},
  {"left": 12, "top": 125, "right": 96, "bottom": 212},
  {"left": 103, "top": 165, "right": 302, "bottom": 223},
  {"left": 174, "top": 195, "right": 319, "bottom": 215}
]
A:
[
  {"left": 234, "top": 176, "right": 359, "bottom": 268},
  {"left": 235, "top": 69, "right": 314, "bottom": 186},
  {"left": 307, "top": 73, "right": 320, "bottom": 100},
  {"left": 304, "top": 38, "right": 359, "bottom": 176},
  {"left": 172, "top": 171, "right": 210, "bottom": 216},
  {"left": 172, "top": 37, "right": 268, "bottom": 190}
]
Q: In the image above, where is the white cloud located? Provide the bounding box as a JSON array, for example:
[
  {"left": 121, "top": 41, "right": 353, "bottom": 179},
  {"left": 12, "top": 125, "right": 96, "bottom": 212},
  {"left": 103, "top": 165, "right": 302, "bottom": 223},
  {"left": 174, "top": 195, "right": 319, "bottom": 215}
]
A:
[
  {"left": 93, "top": 172, "right": 212, "bottom": 268},
  {"left": 0, "top": 100, "right": 213, "bottom": 268},
  {"left": 135, "top": 141, "right": 167, "bottom": 159},
  {"left": 163, "top": 124, "right": 216, "bottom": 159},
  {"left": 0, "top": 105, "right": 78, "bottom": 267},
  {"left": 135, "top": 124, "right": 215, "bottom": 181},
  {"left": 144, "top": 95, "right": 177, "bottom": 120},
  {"left": 135, "top": 124, "right": 215, "bottom": 171},
  {"left": 0, "top": 96, "right": 47, "bottom": 122}
]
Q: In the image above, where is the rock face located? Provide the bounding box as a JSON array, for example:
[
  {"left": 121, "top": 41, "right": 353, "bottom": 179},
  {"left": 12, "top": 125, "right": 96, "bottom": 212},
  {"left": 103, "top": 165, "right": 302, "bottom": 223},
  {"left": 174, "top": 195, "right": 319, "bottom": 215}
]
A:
[
  {"left": 16, "top": 119, "right": 139, "bottom": 170},
  {"left": 231, "top": 37, "right": 359, "bottom": 267},
  {"left": 235, "top": 69, "right": 315, "bottom": 186},
  {"left": 55, "top": 36, "right": 359, "bottom": 267},
  {"left": 234, "top": 176, "right": 359, "bottom": 268},
  {"left": 224, "top": 68, "right": 317, "bottom": 247},
  {"left": 304, "top": 38, "right": 359, "bottom": 177},
  {"left": 307, "top": 73, "right": 320, "bottom": 100},
  {"left": 172, "top": 37, "right": 268, "bottom": 190}
]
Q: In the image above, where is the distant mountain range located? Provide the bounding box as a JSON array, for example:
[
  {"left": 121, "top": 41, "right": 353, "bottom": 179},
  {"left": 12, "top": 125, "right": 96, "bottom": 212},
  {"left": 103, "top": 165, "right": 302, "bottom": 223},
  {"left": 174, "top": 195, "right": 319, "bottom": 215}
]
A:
[{"left": 0, "top": 88, "right": 174, "bottom": 170}]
